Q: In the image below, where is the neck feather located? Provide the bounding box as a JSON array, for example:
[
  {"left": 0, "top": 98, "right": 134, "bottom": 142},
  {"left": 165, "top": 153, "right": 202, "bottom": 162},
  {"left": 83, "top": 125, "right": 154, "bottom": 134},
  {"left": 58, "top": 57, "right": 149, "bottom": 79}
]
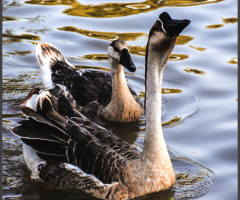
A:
[
  {"left": 142, "top": 39, "right": 176, "bottom": 163},
  {"left": 110, "top": 64, "right": 131, "bottom": 100},
  {"left": 103, "top": 62, "right": 142, "bottom": 122}
]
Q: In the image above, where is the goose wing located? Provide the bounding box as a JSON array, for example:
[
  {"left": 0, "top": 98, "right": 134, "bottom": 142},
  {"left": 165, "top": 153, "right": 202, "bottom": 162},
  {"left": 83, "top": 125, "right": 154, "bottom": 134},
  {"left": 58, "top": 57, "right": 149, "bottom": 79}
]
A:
[
  {"left": 37, "top": 161, "right": 119, "bottom": 200},
  {"left": 36, "top": 42, "right": 141, "bottom": 109},
  {"left": 12, "top": 92, "right": 141, "bottom": 186},
  {"left": 53, "top": 66, "right": 112, "bottom": 107},
  {"left": 36, "top": 43, "right": 113, "bottom": 107}
]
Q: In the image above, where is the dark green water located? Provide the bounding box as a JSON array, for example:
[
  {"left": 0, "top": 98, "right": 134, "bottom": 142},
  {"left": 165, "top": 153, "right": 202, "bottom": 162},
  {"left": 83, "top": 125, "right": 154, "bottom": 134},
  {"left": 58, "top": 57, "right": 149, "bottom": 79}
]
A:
[{"left": 3, "top": 0, "right": 237, "bottom": 199}]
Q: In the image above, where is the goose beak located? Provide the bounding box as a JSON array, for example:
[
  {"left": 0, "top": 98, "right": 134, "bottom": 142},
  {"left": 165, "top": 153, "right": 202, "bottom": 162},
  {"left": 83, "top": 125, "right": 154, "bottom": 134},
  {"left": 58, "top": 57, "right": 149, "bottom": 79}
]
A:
[
  {"left": 119, "top": 49, "right": 136, "bottom": 72},
  {"left": 159, "top": 12, "right": 191, "bottom": 38}
]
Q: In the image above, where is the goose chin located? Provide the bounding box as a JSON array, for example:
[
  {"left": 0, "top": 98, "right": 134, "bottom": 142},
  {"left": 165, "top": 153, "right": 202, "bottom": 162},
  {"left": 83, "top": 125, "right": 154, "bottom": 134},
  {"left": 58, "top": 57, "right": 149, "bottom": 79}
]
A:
[{"left": 124, "top": 62, "right": 136, "bottom": 72}]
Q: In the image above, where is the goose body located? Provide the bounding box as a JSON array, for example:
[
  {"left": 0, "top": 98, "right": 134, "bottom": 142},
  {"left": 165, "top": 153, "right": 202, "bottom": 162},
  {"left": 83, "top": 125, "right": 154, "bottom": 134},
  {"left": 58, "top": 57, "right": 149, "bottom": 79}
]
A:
[
  {"left": 36, "top": 40, "right": 143, "bottom": 123},
  {"left": 13, "top": 12, "right": 190, "bottom": 199}
]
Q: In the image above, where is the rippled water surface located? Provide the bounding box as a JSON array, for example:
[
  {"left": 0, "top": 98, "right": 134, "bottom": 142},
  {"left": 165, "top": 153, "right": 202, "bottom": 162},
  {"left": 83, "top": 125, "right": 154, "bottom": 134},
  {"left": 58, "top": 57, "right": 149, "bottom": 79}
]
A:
[{"left": 3, "top": 0, "right": 237, "bottom": 199}]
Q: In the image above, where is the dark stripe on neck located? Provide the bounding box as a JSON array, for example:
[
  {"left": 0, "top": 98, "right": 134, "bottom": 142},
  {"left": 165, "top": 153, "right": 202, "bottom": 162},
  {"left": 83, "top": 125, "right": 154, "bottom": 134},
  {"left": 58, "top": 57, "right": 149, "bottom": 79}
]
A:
[{"left": 144, "top": 40, "right": 150, "bottom": 108}]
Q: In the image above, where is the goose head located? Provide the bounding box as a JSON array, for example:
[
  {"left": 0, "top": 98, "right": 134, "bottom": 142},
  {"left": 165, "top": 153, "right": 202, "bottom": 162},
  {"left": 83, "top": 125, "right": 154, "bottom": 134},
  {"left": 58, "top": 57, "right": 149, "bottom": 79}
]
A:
[
  {"left": 108, "top": 39, "right": 136, "bottom": 73},
  {"left": 147, "top": 12, "right": 191, "bottom": 54}
]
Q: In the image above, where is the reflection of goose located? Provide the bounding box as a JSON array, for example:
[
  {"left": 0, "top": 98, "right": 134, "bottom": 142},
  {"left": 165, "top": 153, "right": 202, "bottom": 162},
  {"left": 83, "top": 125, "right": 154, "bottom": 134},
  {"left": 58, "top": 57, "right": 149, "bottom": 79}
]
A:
[
  {"left": 13, "top": 12, "right": 190, "bottom": 199},
  {"left": 36, "top": 40, "right": 143, "bottom": 123}
]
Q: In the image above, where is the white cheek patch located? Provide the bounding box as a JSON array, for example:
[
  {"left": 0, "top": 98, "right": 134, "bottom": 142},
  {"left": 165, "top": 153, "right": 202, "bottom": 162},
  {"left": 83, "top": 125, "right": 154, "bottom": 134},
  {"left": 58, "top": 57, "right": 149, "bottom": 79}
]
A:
[
  {"left": 108, "top": 46, "right": 120, "bottom": 60},
  {"left": 158, "top": 18, "right": 167, "bottom": 34},
  {"left": 108, "top": 46, "right": 121, "bottom": 74}
]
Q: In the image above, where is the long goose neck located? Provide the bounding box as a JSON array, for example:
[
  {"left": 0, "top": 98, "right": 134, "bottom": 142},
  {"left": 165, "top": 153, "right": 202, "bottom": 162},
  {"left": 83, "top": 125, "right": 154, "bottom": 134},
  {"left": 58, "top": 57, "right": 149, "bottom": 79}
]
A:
[
  {"left": 111, "top": 64, "right": 130, "bottom": 95},
  {"left": 142, "top": 38, "right": 177, "bottom": 164},
  {"left": 102, "top": 57, "right": 143, "bottom": 122}
]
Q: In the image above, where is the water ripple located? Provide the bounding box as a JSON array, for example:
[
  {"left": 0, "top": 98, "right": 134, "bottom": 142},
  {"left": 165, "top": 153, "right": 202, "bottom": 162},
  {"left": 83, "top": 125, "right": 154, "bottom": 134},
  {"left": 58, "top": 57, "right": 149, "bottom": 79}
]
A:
[{"left": 24, "top": 0, "right": 225, "bottom": 18}]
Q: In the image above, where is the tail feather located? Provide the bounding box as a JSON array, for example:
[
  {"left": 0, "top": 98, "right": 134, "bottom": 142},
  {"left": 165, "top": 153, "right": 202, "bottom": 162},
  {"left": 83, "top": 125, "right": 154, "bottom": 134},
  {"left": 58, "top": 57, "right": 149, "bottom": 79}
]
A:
[
  {"left": 21, "top": 138, "right": 67, "bottom": 156},
  {"left": 37, "top": 153, "right": 68, "bottom": 163},
  {"left": 12, "top": 122, "right": 67, "bottom": 144},
  {"left": 36, "top": 42, "right": 74, "bottom": 90},
  {"left": 21, "top": 106, "right": 69, "bottom": 136}
]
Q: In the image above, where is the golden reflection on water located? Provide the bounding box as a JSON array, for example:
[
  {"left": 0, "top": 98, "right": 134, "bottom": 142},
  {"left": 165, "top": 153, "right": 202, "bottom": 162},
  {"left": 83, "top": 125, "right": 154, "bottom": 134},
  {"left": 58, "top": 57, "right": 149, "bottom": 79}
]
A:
[
  {"left": 139, "top": 88, "right": 182, "bottom": 99},
  {"left": 174, "top": 168, "right": 212, "bottom": 199},
  {"left": 3, "top": 16, "right": 18, "bottom": 21},
  {"left": 128, "top": 36, "right": 192, "bottom": 56},
  {"left": 63, "top": 1, "right": 225, "bottom": 18},
  {"left": 227, "top": 57, "right": 238, "bottom": 65},
  {"left": 3, "top": 113, "right": 24, "bottom": 120},
  {"left": 139, "top": 91, "right": 145, "bottom": 99},
  {"left": 205, "top": 24, "right": 224, "bottom": 29},
  {"left": 222, "top": 17, "right": 238, "bottom": 24},
  {"left": 58, "top": 26, "right": 146, "bottom": 41},
  {"left": 177, "top": 35, "right": 194, "bottom": 45},
  {"left": 75, "top": 65, "right": 111, "bottom": 72},
  {"left": 183, "top": 68, "right": 207, "bottom": 76},
  {"left": 25, "top": 0, "right": 225, "bottom": 18},
  {"left": 189, "top": 45, "right": 206, "bottom": 52},
  {"left": 130, "top": 47, "right": 189, "bottom": 60},
  {"left": 80, "top": 54, "right": 108, "bottom": 61},
  {"left": 162, "top": 116, "right": 182, "bottom": 126},
  {"left": 4, "top": 51, "right": 33, "bottom": 57},
  {"left": 169, "top": 54, "right": 189, "bottom": 61},
  {"left": 162, "top": 88, "right": 182, "bottom": 94},
  {"left": 2, "top": 33, "right": 40, "bottom": 42},
  {"left": 126, "top": 5, "right": 151, "bottom": 9},
  {"left": 76, "top": 51, "right": 189, "bottom": 61},
  {"left": 135, "top": 116, "right": 182, "bottom": 128},
  {"left": 3, "top": 73, "right": 41, "bottom": 96},
  {"left": 59, "top": 26, "right": 193, "bottom": 47},
  {"left": 129, "top": 46, "right": 146, "bottom": 56}
]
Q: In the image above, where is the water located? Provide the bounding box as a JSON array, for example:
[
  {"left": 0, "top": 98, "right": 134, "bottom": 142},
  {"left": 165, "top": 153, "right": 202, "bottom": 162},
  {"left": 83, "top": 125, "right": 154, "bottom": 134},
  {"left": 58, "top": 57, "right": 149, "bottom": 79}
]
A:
[{"left": 3, "top": 0, "right": 237, "bottom": 199}]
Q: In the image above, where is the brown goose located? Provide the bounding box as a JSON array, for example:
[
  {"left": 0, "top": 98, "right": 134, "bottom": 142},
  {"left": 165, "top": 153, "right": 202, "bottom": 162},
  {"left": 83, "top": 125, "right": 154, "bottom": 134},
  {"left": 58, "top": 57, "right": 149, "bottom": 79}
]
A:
[
  {"left": 36, "top": 40, "right": 144, "bottom": 123},
  {"left": 12, "top": 12, "right": 190, "bottom": 199}
]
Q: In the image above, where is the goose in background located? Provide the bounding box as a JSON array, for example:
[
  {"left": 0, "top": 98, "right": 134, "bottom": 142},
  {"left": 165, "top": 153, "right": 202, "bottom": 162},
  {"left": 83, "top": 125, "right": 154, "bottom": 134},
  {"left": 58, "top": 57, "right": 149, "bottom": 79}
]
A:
[
  {"left": 13, "top": 12, "right": 190, "bottom": 199},
  {"left": 36, "top": 40, "right": 144, "bottom": 123}
]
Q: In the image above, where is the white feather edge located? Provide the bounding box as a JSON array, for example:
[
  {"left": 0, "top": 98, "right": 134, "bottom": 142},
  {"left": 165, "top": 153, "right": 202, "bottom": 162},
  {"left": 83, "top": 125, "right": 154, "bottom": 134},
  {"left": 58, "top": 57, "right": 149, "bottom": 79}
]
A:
[
  {"left": 62, "top": 163, "right": 115, "bottom": 187},
  {"left": 157, "top": 18, "right": 167, "bottom": 34}
]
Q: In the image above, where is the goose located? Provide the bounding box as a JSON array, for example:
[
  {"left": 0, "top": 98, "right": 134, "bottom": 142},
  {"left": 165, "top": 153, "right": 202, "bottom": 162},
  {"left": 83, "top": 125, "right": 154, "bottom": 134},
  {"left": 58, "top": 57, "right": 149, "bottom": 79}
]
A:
[
  {"left": 12, "top": 12, "right": 190, "bottom": 199},
  {"left": 36, "top": 40, "right": 144, "bottom": 123}
]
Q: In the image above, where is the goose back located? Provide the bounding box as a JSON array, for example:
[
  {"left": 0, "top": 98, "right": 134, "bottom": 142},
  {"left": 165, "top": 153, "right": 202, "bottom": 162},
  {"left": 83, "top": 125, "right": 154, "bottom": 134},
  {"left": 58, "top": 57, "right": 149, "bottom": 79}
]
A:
[{"left": 13, "top": 92, "right": 141, "bottom": 186}]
